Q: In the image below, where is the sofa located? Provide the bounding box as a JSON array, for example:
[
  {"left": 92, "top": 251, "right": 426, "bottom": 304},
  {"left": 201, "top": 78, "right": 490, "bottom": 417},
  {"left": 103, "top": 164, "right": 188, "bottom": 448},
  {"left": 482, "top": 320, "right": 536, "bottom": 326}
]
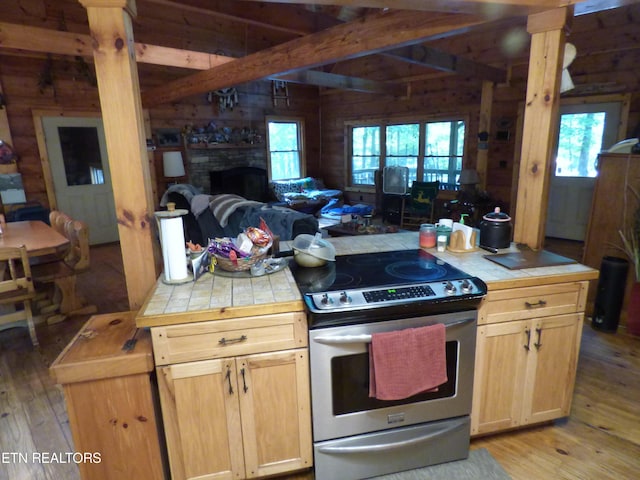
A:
[
  {"left": 161, "top": 184, "right": 318, "bottom": 246},
  {"left": 269, "top": 177, "right": 342, "bottom": 214}
]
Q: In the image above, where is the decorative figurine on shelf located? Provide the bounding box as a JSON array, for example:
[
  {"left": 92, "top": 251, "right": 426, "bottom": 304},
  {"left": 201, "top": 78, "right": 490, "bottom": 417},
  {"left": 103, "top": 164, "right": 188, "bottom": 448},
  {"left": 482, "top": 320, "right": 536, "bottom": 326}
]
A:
[{"left": 0, "top": 140, "right": 17, "bottom": 164}]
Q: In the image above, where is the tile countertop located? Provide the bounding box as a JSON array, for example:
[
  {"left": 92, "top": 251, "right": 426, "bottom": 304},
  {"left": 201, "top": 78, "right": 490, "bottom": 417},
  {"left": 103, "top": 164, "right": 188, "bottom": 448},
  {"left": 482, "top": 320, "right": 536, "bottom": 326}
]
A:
[{"left": 136, "top": 231, "right": 598, "bottom": 328}]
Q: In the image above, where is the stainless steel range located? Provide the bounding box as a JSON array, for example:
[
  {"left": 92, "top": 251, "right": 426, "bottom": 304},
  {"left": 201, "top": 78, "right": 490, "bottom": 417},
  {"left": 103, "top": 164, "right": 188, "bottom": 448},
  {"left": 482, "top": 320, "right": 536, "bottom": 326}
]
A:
[{"left": 290, "top": 249, "right": 487, "bottom": 480}]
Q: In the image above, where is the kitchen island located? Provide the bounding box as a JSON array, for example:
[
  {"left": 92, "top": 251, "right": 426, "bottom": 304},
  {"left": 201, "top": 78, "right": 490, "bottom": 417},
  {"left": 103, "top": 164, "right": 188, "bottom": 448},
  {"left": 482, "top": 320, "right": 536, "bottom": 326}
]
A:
[{"left": 135, "top": 231, "right": 598, "bottom": 478}]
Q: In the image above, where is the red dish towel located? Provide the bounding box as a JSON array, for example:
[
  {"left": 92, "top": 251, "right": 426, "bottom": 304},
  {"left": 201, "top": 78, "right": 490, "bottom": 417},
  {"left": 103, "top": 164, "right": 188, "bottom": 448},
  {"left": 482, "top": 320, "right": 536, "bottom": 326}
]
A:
[{"left": 369, "top": 324, "right": 447, "bottom": 401}]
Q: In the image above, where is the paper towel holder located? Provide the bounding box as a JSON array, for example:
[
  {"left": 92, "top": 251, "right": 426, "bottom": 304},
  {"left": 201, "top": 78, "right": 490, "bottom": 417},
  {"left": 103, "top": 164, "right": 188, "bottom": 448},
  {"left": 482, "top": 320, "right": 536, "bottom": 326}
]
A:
[{"left": 155, "top": 208, "right": 193, "bottom": 284}]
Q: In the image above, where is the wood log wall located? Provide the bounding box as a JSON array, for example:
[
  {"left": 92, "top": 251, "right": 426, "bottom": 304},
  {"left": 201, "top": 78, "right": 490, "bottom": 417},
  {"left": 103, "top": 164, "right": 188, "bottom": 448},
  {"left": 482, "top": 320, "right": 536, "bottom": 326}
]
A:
[
  {"left": 0, "top": 1, "right": 638, "bottom": 218},
  {"left": 322, "top": 6, "right": 640, "bottom": 209}
]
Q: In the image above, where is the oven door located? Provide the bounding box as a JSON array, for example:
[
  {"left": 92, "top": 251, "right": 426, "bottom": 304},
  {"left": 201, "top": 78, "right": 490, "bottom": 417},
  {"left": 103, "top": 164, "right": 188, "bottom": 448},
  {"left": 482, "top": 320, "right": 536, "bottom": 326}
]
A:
[{"left": 309, "top": 310, "right": 476, "bottom": 442}]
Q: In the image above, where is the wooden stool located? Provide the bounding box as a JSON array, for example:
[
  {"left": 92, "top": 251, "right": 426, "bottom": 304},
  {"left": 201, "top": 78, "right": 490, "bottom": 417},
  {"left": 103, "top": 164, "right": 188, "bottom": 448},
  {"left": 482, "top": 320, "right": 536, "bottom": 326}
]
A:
[{"left": 50, "top": 311, "right": 167, "bottom": 480}]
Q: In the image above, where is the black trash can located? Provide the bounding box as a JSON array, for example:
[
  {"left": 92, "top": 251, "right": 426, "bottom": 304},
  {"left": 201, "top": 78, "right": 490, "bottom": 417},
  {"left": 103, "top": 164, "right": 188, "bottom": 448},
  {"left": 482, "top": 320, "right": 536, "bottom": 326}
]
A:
[{"left": 592, "top": 256, "right": 629, "bottom": 332}]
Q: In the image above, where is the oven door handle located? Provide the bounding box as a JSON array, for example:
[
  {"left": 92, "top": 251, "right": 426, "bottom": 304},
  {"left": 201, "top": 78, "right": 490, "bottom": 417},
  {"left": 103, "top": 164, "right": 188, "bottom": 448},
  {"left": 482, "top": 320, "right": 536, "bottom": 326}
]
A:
[
  {"left": 316, "top": 421, "right": 465, "bottom": 454},
  {"left": 313, "top": 317, "right": 474, "bottom": 345}
]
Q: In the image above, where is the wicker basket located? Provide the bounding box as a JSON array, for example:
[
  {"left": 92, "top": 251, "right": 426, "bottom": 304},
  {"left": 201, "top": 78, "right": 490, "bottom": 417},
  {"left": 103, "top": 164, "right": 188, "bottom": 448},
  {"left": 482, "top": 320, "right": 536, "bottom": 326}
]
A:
[{"left": 212, "top": 244, "right": 271, "bottom": 272}]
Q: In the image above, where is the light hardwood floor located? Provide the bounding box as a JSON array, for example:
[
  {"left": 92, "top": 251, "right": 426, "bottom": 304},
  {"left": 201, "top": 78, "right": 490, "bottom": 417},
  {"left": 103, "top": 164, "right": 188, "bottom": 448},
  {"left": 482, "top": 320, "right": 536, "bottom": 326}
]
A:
[{"left": 0, "top": 241, "right": 638, "bottom": 480}]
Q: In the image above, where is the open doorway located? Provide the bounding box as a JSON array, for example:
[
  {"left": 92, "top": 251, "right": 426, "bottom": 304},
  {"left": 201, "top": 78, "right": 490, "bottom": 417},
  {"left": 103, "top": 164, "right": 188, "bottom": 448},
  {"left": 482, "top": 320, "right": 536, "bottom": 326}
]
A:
[
  {"left": 34, "top": 111, "right": 119, "bottom": 245},
  {"left": 546, "top": 96, "right": 629, "bottom": 240}
]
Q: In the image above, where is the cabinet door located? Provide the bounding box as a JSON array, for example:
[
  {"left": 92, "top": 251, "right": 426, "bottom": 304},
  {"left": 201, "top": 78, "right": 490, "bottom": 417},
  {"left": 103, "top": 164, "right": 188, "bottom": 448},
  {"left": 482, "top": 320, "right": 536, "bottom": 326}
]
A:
[
  {"left": 237, "top": 349, "right": 313, "bottom": 479},
  {"left": 522, "top": 313, "right": 582, "bottom": 425},
  {"left": 471, "top": 321, "right": 529, "bottom": 436},
  {"left": 157, "top": 359, "right": 245, "bottom": 480}
]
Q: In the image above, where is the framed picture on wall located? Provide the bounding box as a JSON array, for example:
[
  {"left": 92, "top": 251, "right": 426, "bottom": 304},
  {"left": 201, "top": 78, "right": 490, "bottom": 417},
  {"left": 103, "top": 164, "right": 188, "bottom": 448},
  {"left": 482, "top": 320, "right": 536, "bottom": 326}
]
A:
[{"left": 155, "top": 129, "right": 182, "bottom": 147}]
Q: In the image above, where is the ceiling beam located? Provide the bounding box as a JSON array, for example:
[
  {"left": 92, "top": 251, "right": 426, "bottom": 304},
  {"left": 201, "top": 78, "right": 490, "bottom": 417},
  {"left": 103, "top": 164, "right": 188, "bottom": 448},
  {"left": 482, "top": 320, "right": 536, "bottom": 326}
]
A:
[
  {"left": 0, "top": 22, "right": 233, "bottom": 70},
  {"left": 141, "top": 9, "right": 494, "bottom": 106},
  {"left": 384, "top": 45, "right": 507, "bottom": 83},
  {"left": 272, "top": 70, "right": 407, "bottom": 96},
  {"left": 0, "top": 21, "right": 405, "bottom": 95},
  {"left": 238, "top": 0, "right": 573, "bottom": 16}
]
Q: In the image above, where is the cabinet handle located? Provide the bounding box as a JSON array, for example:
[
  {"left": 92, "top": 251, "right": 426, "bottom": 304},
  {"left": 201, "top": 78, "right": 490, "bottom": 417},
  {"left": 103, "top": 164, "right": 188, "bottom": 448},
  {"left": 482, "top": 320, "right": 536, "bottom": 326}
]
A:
[
  {"left": 524, "top": 328, "right": 531, "bottom": 351},
  {"left": 225, "top": 367, "right": 234, "bottom": 395},
  {"left": 534, "top": 328, "right": 543, "bottom": 350},
  {"left": 525, "top": 300, "right": 547, "bottom": 308},
  {"left": 240, "top": 368, "right": 248, "bottom": 393},
  {"left": 218, "top": 334, "right": 247, "bottom": 346}
]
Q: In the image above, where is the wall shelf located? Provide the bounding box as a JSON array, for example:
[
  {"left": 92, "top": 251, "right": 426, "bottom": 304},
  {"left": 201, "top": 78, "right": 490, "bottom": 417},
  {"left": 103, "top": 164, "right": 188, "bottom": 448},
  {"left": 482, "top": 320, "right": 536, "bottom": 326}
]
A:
[{"left": 186, "top": 143, "right": 263, "bottom": 150}]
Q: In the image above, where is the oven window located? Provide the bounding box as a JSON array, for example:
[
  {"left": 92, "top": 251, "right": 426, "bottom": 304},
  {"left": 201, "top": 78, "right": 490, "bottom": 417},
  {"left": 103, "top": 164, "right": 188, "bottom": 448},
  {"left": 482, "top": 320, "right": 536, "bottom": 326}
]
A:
[{"left": 331, "top": 342, "right": 458, "bottom": 415}]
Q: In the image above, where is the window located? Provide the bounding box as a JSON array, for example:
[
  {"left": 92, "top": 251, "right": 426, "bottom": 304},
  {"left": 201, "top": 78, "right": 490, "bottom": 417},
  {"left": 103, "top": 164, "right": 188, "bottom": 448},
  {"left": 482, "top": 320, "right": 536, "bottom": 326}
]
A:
[
  {"left": 423, "top": 120, "right": 465, "bottom": 185},
  {"left": 555, "top": 101, "right": 622, "bottom": 178},
  {"left": 348, "top": 118, "right": 465, "bottom": 189},
  {"left": 266, "top": 117, "right": 305, "bottom": 181}
]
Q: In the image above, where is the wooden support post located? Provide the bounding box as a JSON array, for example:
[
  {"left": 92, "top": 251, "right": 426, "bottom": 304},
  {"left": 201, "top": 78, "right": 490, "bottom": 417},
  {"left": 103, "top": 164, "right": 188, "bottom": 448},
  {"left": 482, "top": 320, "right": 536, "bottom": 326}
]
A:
[
  {"left": 476, "top": 80, "right": 493, "bottom": 191},
  {"left": 78, "top": 0, "right": 160, "bottom": 309},
  {"left": 513, "top": 7, "right": 572, "bottom": 249}
]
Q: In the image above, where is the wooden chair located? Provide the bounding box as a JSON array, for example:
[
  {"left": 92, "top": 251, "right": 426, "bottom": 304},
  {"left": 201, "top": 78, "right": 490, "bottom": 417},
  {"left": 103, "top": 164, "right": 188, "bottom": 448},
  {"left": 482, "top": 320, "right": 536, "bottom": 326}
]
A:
[
  {"left": 400, "top": 180, "right": 440, "bottom": 229},
  {"left": 31, "top": 219, "right": 97, "bottom": 324},
  {"left": 0, "top": 245, "right": 38, "bottom": 346}
]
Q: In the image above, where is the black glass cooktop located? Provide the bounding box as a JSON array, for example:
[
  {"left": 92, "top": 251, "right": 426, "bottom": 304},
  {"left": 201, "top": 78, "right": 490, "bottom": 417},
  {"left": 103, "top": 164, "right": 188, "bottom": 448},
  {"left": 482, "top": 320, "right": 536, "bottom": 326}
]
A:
[{"left": 291, "top": 249, "right": 474, "bottom": 294}]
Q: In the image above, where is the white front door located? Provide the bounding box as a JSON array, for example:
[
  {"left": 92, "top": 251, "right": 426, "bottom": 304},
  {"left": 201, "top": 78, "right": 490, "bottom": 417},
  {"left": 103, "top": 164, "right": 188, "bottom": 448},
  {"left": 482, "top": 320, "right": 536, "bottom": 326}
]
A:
[
  {"left": 42, "top": 116, "right": 119, "bottom": 245},
  {"left": 546, "top": 101, "right": 623, "bottom": 241}
]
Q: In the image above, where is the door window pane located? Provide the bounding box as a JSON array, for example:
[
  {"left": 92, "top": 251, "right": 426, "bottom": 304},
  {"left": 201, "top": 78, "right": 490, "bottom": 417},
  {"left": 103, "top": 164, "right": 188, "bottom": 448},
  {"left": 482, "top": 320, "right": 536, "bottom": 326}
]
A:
[
  {"left": 556, "top": 112, "right": 604, "bottom": 177},
  {"left": 58, "top": 126, "right": 104, "bottom": 186}
]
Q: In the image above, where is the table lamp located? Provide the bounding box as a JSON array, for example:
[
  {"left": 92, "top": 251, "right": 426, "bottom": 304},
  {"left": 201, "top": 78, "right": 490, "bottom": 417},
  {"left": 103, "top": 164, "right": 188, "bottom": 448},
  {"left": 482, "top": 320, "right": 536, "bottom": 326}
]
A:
[
  {"left": 162, "top": 151, "right": 186, "bottom": 179},
  {"left": 458, "top": 169, "right": 480, "bottom": 188}
]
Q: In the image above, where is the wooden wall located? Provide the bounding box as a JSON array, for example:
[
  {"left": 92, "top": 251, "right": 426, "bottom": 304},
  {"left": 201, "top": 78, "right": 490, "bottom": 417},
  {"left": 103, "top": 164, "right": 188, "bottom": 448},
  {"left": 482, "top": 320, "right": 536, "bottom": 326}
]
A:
[
  {"left": 1, "top": 1, "right": 639, "bottom": 217},
  {"left": 320, "top": 5, "right": 640, "bottom": 210}
]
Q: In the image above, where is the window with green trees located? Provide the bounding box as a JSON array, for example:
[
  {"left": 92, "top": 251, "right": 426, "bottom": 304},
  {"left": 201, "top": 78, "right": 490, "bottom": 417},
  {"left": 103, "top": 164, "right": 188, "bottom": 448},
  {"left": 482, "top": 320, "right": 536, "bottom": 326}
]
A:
[
  {"left": 348, "top": 118, "right": 465, "bottom": 188},
  {"left": 267, "top": 117, "right": 305, "bottom": 180}
]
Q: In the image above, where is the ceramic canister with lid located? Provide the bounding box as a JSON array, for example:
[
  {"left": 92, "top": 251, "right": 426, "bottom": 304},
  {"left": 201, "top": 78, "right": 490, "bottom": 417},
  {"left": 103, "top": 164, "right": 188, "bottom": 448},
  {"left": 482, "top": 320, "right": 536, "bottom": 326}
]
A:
[{"left": 479, "top": 207, "right": 512, "bottom": 249}]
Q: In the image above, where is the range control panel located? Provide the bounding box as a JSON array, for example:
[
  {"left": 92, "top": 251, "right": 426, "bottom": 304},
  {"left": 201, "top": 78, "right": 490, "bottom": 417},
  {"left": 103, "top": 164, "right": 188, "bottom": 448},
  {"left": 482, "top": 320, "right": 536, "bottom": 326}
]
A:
[{"left": 305, "top": 278, "right": 485, "bottom": 313}]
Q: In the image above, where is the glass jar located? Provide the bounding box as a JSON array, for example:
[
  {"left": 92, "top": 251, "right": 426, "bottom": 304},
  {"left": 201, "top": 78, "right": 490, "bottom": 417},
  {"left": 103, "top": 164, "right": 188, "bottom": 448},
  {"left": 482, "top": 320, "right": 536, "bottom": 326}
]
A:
[{"left": 419, "top": 223, "right": 436, "bottom": 248}]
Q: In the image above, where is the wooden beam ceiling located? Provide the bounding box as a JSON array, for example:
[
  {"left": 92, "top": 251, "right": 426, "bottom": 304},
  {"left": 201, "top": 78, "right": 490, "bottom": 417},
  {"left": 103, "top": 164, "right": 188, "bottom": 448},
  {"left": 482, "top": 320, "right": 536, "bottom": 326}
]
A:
[
  {"left": 384, "top": 45, "right": 507, "bottom": 83},
  {"left": 273, "top": 70, "right": 407, "bottom": 96},
  {"left": 237, "top": 0, "right": 571, "bottom": 16},
  {"left": 141, "top": 0, "right": 320, "bottom": 36},
  {"left": 141, "top": 9, "right": 494, "bottom": 106},
  {"left": 0, "top": 21, "right": 407, "bottom": 95},
  {"left": 0, "top": 22, "right": 233, "bottom": 70}
]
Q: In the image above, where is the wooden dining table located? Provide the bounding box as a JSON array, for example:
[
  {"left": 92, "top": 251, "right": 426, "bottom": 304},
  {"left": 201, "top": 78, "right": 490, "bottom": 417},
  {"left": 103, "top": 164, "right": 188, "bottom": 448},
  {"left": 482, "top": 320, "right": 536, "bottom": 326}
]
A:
[
  {"left": 0, "top": 220, "right": 70, "bottom": 258},
  {"left": 0, "top": 220, "right": 74, "bottom": 324}
]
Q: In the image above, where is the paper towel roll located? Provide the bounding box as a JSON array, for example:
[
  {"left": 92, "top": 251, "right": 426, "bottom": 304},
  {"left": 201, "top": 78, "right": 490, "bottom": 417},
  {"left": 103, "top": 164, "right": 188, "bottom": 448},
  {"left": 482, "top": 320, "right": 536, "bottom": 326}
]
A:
[{"left": 157, "top": 214, "right": 189, "bottom": 283}]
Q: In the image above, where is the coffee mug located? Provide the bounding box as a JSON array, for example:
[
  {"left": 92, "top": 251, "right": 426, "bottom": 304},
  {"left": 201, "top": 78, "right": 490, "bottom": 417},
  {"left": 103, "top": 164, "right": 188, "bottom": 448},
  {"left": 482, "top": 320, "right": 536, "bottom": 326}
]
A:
[{"left": 437, "top": 218, "right": 453, "bottom": 229}]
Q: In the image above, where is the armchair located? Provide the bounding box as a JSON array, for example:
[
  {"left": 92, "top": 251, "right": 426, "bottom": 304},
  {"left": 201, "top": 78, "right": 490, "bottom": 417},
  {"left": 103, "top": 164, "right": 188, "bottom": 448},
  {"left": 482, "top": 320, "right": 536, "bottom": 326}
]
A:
[{"left": 400, "top": 181, "right": 440, "bottom": 229}]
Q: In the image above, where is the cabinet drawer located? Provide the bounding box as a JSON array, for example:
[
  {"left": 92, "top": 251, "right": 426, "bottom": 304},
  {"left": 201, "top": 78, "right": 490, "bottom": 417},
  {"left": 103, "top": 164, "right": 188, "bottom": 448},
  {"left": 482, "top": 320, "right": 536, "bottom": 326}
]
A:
[
  {"left": 478, "top": 282, "right": 587, "bottom": 325},
  {"left": 152, "top": 311, "right": 307, "bottom": 365}
]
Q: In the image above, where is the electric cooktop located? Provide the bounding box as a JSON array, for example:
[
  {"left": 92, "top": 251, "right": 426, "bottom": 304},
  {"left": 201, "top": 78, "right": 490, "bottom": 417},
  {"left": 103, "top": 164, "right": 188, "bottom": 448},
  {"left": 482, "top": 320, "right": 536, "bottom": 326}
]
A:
[{"left": 290, "top": 249, "right": 487, "bottom": 318}]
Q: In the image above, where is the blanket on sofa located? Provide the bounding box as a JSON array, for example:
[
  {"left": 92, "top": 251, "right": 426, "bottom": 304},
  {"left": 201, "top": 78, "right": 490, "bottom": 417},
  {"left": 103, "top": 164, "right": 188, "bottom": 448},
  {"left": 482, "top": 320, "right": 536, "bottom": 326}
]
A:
[{"left": 191, "top": 194, "right": 262, "bottom": 227}]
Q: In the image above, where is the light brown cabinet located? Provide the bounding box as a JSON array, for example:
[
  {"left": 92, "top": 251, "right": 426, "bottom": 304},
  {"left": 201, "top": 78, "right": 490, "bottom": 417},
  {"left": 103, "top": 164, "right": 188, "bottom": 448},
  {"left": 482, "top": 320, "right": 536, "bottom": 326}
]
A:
[
  {"left": 152, "top": 312, "right": 312, "bottom": 480},
  {"left": 471, "top": 281, "right": 588, "bottom": 436},
  {"left": 50, "top": 312, "right": 166, "bottom": 480}
]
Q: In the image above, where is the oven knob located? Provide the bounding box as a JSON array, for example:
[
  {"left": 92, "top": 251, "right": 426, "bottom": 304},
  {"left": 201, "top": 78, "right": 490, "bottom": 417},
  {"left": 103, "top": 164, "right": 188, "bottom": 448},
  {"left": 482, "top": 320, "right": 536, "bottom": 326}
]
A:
[
  {"left": 460, "top": 279, "right": 472, "bottom": 293},
  {"left": 444, "top": 281, "right": 456, "bottom": 295},
  {"left": 339, "top": 291, "right": 352, "bottom": 304},
  {"left": 321, "top": 293, "right": 333, "bottom": 306}
]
